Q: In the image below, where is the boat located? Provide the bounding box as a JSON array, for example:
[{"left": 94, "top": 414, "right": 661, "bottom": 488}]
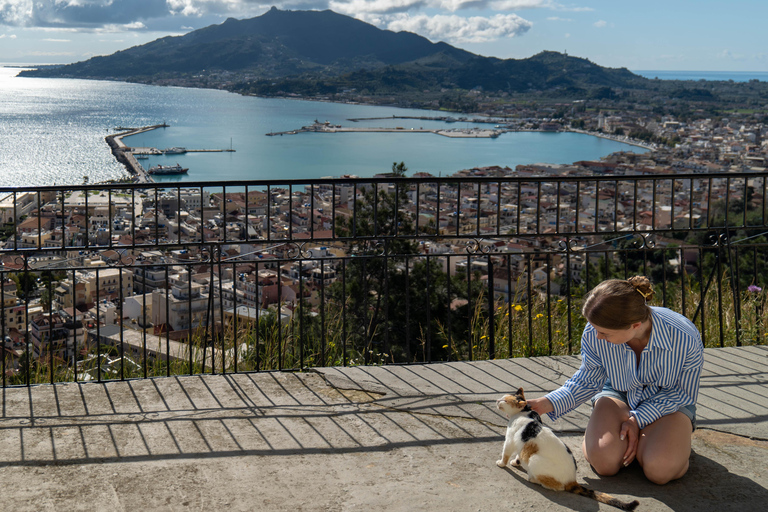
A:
[
  {"left": 148, "top": 163, "right": 189, "bottom": 175},
  {"left": 162, "top": 147, "right": 187, "bottom": 154}
]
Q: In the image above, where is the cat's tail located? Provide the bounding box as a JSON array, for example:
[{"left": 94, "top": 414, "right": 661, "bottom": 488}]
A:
[{"left": 565, "top": 482, "right": 639, "bottom": 511}]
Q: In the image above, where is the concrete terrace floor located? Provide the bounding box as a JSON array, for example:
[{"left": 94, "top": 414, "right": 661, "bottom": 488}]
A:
[{"left": 0, "top": 346, "right": 766, "bottom": 512}]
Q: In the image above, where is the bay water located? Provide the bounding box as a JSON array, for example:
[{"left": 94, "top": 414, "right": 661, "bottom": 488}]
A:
[
  {"left": 0, "top": 66, "right": 646, "bottom": 187},
  {"left": 632, "top": 70, "right": 768, "bottom": 82}
]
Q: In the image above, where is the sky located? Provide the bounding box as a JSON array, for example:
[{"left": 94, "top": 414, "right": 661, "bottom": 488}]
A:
[{"left": 1, "top": 0, "right": 767, "bottom": 72}]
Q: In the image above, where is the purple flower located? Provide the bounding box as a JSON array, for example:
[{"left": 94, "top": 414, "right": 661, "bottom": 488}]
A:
[{"left": 748, "top": 285, "right": 762, "bottom": 293}]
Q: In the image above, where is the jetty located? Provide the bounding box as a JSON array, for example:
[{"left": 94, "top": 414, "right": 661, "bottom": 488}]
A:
[
  {"left": 105, "top": 124, "right": 235, "bottom": 183},
  {"left": 105, "top": 124, "right": 169, "bottom": 183},
  {"left": 267, "top": 120, "right": 502, "bottom": 138}
]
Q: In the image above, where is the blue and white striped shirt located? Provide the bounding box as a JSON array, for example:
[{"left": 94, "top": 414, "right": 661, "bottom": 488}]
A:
[{"left": 545, "top": 306, "right": 704, "bottom": 429}]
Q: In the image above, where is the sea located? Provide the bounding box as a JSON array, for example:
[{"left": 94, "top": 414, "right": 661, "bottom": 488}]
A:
[
  {"left": 632, "top": 70, "right": 768, "bottom": 82},
  {"left": 0, "top": 66, "right": 650, "bottom": 187}
]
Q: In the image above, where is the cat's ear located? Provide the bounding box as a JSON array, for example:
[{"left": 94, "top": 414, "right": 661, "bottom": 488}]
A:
[{"left": 516, "top": 387, "right": 525, "bottom": 399}]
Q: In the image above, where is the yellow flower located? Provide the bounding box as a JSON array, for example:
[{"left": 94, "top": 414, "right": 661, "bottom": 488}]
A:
[
  {"left": 442, "top": 344, "right": 449, "bottom": 349},
  {"left": 535, "top": 313, "right": 544, "bottom": 319},
  {"left": 514, "top": 305, "right": 523, "bottom": 312}
]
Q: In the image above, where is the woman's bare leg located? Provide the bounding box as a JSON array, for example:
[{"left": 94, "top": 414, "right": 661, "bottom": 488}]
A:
[
  {"left": 582, "top": 397, "right": 631, "bottom": 476},
  {"left": 636, "top": 411, "right": 692, "bottom": 485}
]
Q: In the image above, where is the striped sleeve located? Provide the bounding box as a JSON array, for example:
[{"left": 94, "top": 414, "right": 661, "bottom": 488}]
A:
[
  {"left": 630, "top": 311, "right": 703, "bottom": 428},
  {"left": 544, "top": 324, "right": 607, "bottom": 421}
]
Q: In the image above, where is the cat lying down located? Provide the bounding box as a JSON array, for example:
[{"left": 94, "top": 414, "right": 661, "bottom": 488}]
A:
[{"left": 496, "top": 388, "right": 639, "bottom": 511}]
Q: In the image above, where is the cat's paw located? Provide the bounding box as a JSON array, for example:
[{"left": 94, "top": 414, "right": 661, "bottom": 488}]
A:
[{"left": 496, "top": 459, "right": 507, "bottom": 468}]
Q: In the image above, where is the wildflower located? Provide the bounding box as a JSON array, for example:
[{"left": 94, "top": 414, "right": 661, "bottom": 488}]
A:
[
  {"left": 514, "top": 305, "right": 523, "bottom": 312},
  {"left": 535, "top": 313, "right": 544, "bottom": 319},
  {"left": 555, "top": 330, "right": 561, "bottom": 334},
  {"left": 442, "top": 344, "right": 449, "bottom": 349},
  {"left": 748, "top": 285, "right": 762, "bottom": 293},
  {"left": 481, "top": 335, "right": 487, "bottom": 339}
]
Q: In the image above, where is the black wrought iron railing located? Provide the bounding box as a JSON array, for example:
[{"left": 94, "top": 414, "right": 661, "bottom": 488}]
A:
[{"left": 2, "top": 171, "right": 767, "bottom": 386}]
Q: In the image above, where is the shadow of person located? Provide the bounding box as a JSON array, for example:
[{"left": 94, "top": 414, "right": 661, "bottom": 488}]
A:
[{"left": 581, "top": 448, "right": 768, "bottom": 512}]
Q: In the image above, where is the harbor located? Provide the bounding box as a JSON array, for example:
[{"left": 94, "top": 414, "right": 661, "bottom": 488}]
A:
[
  {"left": 267, "top": 120, "right": 502, "bottom": 138},
  {"left": 105, "top": 124, "right": 235, "bottom": 183}
]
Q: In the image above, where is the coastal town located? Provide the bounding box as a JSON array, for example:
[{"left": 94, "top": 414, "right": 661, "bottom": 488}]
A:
[{"left": 1, "top": 101, "right": 766, "bottom": 374}]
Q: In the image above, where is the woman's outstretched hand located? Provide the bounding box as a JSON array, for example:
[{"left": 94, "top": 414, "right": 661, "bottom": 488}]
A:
[{"left": 526, "top": 397, "right": 554, "bottom": 416}]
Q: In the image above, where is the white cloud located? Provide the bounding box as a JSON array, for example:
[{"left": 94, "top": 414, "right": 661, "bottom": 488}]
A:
[
  {"left": 43, "top": 38, "right": 71, "bottom": 42},
  {"left": 167, "top": 0, "right": 202, "bottom": 17},
  {"left": 593, "top": 20, "right": 606, "bottom": 28},
  {"left": 490, "top": 0, "right": 550, "bottom": 9},
  {"left": 386, "top": 13, "right": 532, "bottom": 43},
  {"left": 328, "top": 0, "right": 551, "bottom": 15},
  {"left": 549, "top": 2, "right": 593, "bottom": 12},
  {"left": 717, "top": 49, "right": 746, "bottom": 61},
  {"left": 547, "top": 16, "right": 572, "bottom": 21},
  {"left": 0, "top": 0, "right": 33, "bottom": 25}
]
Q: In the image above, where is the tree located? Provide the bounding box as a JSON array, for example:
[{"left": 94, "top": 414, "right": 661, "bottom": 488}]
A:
[
  {"left": 331, "top": 162, "right": 420, "bottom": 363},
  {"left": 12, "top": 272, "right": 38, "bottom": 302}
]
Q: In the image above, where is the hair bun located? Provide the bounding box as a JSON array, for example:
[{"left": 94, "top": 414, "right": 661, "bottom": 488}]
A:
[{"left": 628, "top": 276, "right": 655, "bottom": 302}]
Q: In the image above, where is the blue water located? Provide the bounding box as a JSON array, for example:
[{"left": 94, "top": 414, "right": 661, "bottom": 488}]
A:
[
  {"left": 0, "top": 66, "right": 646, "bottom": 187},
  {"left": 633, "top": 70, "right": 768, "bottom": 82}
]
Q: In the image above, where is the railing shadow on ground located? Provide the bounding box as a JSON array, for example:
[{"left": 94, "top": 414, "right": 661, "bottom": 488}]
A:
[
  {"left": 0, "top": 348, "right": 766, "bottom": 511},
  {"left": 0, "top": 372, "right": 502, "bottom": 468}
]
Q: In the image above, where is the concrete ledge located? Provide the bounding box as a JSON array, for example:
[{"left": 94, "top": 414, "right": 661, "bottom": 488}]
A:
[{"left": 0, "top": 346, "right": 765, "bottom": 511}]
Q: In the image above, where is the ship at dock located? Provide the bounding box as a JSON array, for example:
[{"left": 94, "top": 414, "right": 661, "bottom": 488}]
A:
[
  {"left": 148, "top": 163, "right": 189, "bottom": 175},
  {"left": 162, "top": 147, "right": 187, "bottom": 154}
]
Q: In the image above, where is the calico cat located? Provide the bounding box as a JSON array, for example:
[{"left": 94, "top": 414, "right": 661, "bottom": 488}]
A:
[{"left": 496, "top": 388, "right": 639, "bottom": 511}]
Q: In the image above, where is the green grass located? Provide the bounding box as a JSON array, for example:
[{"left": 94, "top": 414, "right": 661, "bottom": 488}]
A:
[{"left": 4, "top": 273, "right": 766, "bottom": 385}]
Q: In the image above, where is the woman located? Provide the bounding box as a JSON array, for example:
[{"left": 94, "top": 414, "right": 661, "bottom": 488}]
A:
[{"left": 527, "top": 276, "right": 703, "bottom": 485}]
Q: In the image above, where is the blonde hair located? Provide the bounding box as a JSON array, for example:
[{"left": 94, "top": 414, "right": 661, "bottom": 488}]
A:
[{"left": 582, "top": 276, "right": 655, "bottom": 330}]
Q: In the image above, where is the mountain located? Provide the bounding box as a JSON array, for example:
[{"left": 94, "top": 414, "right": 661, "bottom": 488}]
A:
[
  {"left": 22, "top": 7, "right": 474, "bottom": 80},
  {"left": 21, "top": 7, "right": 647, "bottom": 96}
]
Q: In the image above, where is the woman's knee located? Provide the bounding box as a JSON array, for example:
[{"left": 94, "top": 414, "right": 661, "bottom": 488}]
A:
[
  {"left": 583, "top": 434, "right": 624, "bottom": 476},
  {"left": 642, "top": 457, "right": 689, "bottom": 485},
  {"left": 636, "top": 412, "right": 692, "bottom": 485}
]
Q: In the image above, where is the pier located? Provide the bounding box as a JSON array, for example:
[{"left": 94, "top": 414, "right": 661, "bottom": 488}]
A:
[
  {"left": 105, "top": 124, "right": 235, "bottom": 183},
  {"left": 267, "top": 120, "right": 502, "bottom": 138}
]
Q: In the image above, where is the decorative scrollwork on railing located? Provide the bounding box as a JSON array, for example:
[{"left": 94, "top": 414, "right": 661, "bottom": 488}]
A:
[
  {"left": 557, "top": 238, "right": 582, "bottom": 253},
  {"left": 103, "top": 251, "right": 137, "bottom": 268},
  {"left": 465, "top": 238, "right": 494, "bottom": 255},
  {"left": 282, "top": 242, "right": 308, "bottom": 260},
  {"left": 632, "top": 232, "right": 656, "bottom": 249},
  {"left": 200, "top": 244, "right": 224, "bottom": 263},
  {"left": 348, "top": 239, "right": 387, "bottom": 258},
  {"left": 13, "top": 254, "right": 33, "bottom": 271},
  {"left": 709, "top": 232, "right": 728, "bottom": 248}
]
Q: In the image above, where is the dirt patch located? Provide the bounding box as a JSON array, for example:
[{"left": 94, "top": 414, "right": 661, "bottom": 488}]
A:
[{"left": 694, "top": 429, "right": 768, "bottom": 449}]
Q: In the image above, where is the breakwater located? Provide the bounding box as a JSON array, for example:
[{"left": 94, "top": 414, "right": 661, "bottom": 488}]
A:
[
  {"left": 105, "top": 124, "right": 236, "bottom": 183},
  {"left": 267, "top": 120, "right": 502, "bottom": 138},
  {"left": 105, "top": 124, "right": 169, "bottom": 183}
]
